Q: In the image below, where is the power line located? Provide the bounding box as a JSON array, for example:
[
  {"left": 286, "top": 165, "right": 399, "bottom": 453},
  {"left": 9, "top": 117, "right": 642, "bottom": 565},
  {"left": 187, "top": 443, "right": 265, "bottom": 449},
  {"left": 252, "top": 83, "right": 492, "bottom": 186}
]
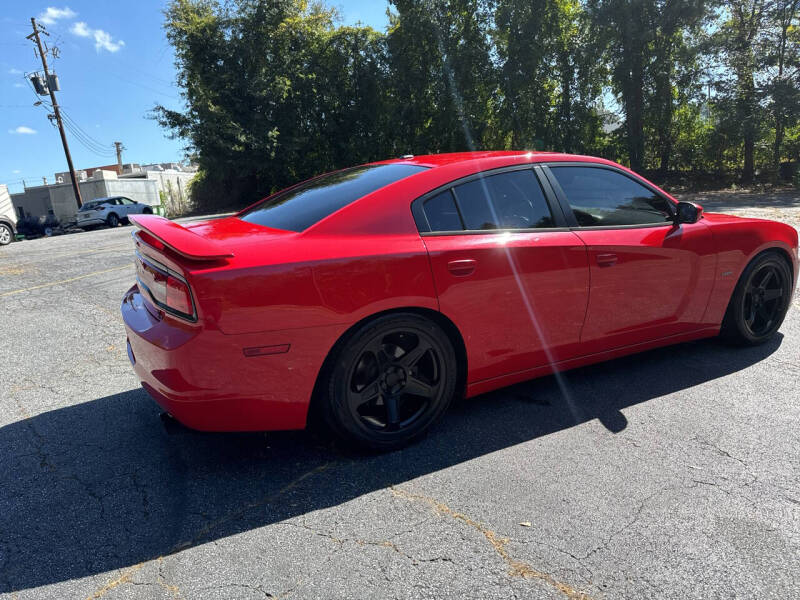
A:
[
  {"left": 107, "top": 71, "right": 180, "bottom": 99},
  {"left": 60, "top": 118, "right": 117, "bottom": 158},
  {"left": 59, "top": 110, "right": 117, "bottom": 156}
]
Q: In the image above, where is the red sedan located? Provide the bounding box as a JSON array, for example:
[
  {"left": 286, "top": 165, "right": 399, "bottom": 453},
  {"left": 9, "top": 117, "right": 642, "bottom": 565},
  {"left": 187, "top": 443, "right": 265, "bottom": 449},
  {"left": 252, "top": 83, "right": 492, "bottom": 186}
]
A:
[{"left": 122, "top": 152, "right": 798, "bottom": 450}]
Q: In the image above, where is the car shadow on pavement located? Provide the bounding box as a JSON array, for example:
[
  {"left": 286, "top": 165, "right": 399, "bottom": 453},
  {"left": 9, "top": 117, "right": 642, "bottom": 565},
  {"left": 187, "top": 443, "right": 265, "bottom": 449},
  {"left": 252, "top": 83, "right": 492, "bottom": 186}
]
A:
[{"left": 0, "top": 334, "right": 783, "bottom": 593}]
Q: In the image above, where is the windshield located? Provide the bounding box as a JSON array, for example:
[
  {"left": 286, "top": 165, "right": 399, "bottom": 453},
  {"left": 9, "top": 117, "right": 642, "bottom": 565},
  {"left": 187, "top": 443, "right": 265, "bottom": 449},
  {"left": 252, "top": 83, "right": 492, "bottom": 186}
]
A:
[{"left": 238, "top": 164, "right": 428, "bottom": 232}]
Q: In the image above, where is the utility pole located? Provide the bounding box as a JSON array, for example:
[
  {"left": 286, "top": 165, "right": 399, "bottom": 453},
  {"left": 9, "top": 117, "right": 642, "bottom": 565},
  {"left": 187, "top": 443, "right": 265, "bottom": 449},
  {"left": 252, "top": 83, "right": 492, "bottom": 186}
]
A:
[
  {"left": 114, "top": 141, "right": 124, "bottom": 173},
  {"left": 27, "top": 17, "right": 83, "bottom": 208}
]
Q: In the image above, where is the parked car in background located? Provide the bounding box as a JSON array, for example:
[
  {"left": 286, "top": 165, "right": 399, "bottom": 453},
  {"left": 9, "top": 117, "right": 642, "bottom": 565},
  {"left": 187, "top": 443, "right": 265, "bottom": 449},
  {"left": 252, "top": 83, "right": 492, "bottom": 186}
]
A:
[
  {"left": 76, "top": 196, "right": 153, "bottom": 229},
  {"left": 0, "top": 184, "right": 18, "bottom": 246}
]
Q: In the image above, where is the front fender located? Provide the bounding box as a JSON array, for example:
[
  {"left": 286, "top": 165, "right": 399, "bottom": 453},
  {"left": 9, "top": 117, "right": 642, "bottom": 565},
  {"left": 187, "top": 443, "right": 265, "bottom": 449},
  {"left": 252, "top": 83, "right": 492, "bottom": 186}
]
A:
[{"left": 702, "top": 214, "right": 798, "bottom": 325}]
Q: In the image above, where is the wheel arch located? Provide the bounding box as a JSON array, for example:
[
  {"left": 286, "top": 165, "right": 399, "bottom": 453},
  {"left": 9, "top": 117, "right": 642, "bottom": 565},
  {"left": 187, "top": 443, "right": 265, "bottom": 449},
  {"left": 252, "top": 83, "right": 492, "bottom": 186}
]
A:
[
  {"left": 305, "top": 306, "right": 468, "bottom": 428},
  {"left": 720, "top": 245, "right": 795, "bottom": 343},
  {"left": 744, "top": 244, "right": 796, "bottom": 288}
]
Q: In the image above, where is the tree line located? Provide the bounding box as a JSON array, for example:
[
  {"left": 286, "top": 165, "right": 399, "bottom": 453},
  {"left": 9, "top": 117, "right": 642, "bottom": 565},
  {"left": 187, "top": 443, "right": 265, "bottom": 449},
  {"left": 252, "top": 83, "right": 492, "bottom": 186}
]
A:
[{"left": 155, "top": 0, "right": 800, "bottom": 210}]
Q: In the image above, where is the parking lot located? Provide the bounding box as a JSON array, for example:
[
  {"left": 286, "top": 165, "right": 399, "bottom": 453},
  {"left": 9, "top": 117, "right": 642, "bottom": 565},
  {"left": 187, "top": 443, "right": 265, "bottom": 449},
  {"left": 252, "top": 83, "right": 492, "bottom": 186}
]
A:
[{"left": 1, "top": 195, "right": 799, "bottom": 599}]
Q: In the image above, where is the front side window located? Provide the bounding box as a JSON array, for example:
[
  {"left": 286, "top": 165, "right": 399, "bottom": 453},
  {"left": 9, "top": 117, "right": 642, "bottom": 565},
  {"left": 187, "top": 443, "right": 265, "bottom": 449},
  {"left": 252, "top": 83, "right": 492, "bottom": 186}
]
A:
[
  {"left": 549, "top": 166, "right": 673, "bottom": 227},
  {"left": 451, "top": 170, "right": 554, "bottom": 231},
  {"left": 239, "top": 163, "right": 428, "bottom": 232}
]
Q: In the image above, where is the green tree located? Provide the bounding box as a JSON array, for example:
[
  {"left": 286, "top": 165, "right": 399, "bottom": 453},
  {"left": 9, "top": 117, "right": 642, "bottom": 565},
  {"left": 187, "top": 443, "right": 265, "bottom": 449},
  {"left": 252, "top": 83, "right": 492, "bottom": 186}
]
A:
[
  {"left": 385, "top": 0, "right": 496, "bottom": 152},
  {"left": 155, "top": 0, "right": 390, "bottom": 209},
  {"left": 494, "top": 0, "right": 606, "bottom": 153},
  {"left": 711, "top": 0, "right": 770, "bottom": 182},
  {"left": 759, "top": 0, "right": 800, "bottom": 171}
]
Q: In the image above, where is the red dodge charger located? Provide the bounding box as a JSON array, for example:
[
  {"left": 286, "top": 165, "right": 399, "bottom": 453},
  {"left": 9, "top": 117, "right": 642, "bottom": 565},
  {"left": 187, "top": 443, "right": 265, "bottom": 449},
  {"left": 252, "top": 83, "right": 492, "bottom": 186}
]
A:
[{"left": 122, "top": 151, "right": 798, "bottom": 450}]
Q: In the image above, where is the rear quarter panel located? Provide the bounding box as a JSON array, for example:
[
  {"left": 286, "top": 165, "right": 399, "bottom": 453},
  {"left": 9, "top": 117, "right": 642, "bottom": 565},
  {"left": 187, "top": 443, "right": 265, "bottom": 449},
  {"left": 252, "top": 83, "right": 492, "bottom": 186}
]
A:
[
  {"left": 188, "top": 234, "right": 438, "bottom": 335},
  {"left": 702, "top": 213, "right": 799, "bottom": 325}
]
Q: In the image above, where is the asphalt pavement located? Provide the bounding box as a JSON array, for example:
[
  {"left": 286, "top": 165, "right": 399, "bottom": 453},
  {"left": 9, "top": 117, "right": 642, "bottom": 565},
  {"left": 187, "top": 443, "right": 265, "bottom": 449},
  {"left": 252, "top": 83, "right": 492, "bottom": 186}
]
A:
[{"left": 1, "top": 212, "right": 798, "bottom": 599}]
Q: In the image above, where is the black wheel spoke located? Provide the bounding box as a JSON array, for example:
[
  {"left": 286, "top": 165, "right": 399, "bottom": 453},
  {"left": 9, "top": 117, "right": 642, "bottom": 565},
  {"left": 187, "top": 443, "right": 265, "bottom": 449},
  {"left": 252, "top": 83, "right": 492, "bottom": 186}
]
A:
[
  {"left": 398, "top": 342, "right": 430, "bottom": 369},
  {"left": 758, "top": 269, "right": 774, "bottom": 289},
  {"left": 405, "top": 375, "right": 434, "bottom": 398},
  {"left": 350, "top": 380, "right": 380, "bottom": 409},
  {"left": 756, "top": 304, "right": 774, "bottom": 322},
  {"left": 763, "top": 288, "right": 782, "bottom": 302},
  {"left": 375, "top": 347, "right": 391, "bottom": 369},
  {"left": 745, "top": 298, "right": 756, "bottom": 325}
]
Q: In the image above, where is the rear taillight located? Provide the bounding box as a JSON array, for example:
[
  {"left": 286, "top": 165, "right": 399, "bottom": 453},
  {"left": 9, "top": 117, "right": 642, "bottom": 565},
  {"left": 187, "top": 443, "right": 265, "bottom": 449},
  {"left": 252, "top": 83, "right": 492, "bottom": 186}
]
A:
[
  {"left": 96, "top": 206, "right": 105, "bottom": 211},
  {"left": 166, "top": 276, "right": 192, "bottom": 315},
  {"left": 135, "top": 252, "right": 195, "bottom": 320}
]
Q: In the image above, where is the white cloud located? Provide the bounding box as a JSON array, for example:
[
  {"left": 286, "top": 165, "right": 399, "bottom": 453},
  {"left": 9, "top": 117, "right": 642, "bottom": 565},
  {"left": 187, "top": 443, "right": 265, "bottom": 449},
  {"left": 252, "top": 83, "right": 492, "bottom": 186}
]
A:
[
  {"left": 8, "top": 68, "right": 22, "bottom": 74},
  {"left": 70, "top": 21, "right": 90, "bottom": 37},
  {"left": 12, "top": 170, "right": 21, "bottom": 174},
  {"left": 13, "top": 83, "right": 24, "bottom": 88},
  {"left": 70, "top": 21, "right": 125, "bottom": 53},
  {"left": 37, "top": 7, "right": 77, "bottom": 25},
  {"left": 9, "top": 126, "right": 37, "bottom": 135}
]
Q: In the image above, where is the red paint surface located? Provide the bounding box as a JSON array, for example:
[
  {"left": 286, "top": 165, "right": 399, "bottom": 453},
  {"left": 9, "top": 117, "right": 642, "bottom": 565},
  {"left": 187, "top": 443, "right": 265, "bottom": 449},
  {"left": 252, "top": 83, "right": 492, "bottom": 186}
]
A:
[{"left": 123, "top": 152, "right": 799, "bottom": 431}]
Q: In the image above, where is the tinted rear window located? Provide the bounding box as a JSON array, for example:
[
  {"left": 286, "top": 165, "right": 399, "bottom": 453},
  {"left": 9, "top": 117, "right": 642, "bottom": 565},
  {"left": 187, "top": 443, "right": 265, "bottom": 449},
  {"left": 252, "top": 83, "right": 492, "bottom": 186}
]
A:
[
  {"left": 424, "top": 190, "right": 463, "bottom": 232},
  {"left": 239, "top": 164, "right": 428, "bottom": 232},
  {"left": 453, "top": 170, "right": 554, "bottom": 230}
]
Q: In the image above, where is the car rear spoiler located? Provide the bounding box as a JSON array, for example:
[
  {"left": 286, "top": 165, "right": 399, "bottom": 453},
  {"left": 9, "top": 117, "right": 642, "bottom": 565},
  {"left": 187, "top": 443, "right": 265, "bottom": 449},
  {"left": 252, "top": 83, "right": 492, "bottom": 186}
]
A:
[{"left": 129, "top": 214, "right": 234, "bottom": 261}]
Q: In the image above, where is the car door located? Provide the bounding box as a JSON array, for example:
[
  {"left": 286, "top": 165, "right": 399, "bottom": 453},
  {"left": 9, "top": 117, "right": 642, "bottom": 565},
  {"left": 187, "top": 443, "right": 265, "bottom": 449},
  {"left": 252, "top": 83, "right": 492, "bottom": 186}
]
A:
[
  {"left": 414, "top": 166, "right": 590, "bottom": 384},
  {"left": 543, "top": 164, "right": 717, "bottom": 354},
  {"left": 104, "top": 198, "right": 122, "bottom": 217},
  {"left": 118, "top": 197, "right": 136, "bottom": 216}
]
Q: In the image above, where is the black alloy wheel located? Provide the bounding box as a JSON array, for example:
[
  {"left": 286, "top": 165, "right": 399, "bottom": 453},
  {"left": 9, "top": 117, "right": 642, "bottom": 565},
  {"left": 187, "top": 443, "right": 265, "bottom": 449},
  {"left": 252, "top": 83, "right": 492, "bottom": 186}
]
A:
[
  {"left": 722, "top": 252, "right": 792, "bottom": 345},
  {"left": 107, "top": 213, "right": 119, "bottom": 228},
  {"left": 323, "top": 314, "right": 457, "bottom": 451}
]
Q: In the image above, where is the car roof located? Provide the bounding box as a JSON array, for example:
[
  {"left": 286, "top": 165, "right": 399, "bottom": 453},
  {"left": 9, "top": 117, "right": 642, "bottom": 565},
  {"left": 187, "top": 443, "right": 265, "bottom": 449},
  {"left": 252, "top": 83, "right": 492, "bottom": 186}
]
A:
[
  {"left": 306, "top": 151, "right": 653, "bottom": 236},
  {"left": 373, "top": 150, "right": 617, "bottom": 169},
  {"left": 88, "top": 196, "right": 130, "bottom": 203}
]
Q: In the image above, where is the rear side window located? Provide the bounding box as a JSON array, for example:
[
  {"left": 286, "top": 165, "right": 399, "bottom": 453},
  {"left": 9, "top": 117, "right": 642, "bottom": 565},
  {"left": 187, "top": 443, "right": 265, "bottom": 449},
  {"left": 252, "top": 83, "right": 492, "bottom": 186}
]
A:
[
  {"left": 452, "top": 170, "right": 554, "bottom": 230},
  {"left": 239, "top": 163, "right": 428, "bottom": 232},
  {"left": 549, "top": 166, "right": 673, "bottom": 227},
  {"left": 423, "top": 190, "right": 463, "bottom": 232}
]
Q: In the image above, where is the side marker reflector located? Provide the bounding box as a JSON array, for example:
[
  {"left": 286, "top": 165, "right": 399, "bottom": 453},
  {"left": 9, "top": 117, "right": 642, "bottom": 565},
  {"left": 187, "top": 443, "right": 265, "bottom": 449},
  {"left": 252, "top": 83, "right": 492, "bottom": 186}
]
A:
[{"left": 243, "top": 344, "right": 290, "bottom": 357}]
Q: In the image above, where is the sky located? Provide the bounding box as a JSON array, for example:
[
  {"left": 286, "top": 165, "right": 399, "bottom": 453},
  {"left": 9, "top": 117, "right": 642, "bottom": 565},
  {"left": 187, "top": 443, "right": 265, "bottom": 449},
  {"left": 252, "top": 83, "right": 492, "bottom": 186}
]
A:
[{"left": 0, "top": 1, "right": 390, "bottom": 193}]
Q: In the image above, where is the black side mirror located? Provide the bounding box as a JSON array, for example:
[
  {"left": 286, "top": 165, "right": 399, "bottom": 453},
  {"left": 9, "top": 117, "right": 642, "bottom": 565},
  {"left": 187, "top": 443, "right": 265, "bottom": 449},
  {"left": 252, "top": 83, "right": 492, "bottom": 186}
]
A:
[{"left": 675, "top": 201, "right": 703, "bottom": 225}]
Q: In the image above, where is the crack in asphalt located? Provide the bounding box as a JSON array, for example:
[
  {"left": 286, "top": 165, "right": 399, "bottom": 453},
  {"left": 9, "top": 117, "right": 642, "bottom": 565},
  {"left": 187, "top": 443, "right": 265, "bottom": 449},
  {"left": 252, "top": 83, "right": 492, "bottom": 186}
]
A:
[
  {"left": 579, "top": 486, "right": 671, "bottom": 561},
  {"left": 280, "top": 519, "right": 457, "bottom": 568},
  {"left": 389, "top": 486, "right": 593, "bottom": 599},
  {"left": 170, "top": 461, "right": 333, "bottom": 552},
  {"left": 85, "top": 563, "right": 144, "bottom": 599}
]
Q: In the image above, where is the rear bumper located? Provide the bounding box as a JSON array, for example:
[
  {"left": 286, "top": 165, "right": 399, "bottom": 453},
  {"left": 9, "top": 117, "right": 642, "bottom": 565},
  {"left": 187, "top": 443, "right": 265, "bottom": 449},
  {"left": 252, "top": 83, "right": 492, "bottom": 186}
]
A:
[{"left": 121, "top": 285, "right": 343, "bottom": 432}]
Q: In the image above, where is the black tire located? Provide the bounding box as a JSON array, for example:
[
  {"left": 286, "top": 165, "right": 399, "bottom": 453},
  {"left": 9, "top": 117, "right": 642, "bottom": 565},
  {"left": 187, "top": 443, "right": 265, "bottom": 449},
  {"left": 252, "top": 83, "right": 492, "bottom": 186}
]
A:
[
  {"left": 0, "top": 223, "right": 12, "bottom": 246},
  {"left": 106, "top": 213, "right": 119, "bottom": 228},
  {"left": 721, "top": 251, "right": 793, "bottom": 345},
  {"left": 321, "top": 313, "right": 458, "bottom": 451}
]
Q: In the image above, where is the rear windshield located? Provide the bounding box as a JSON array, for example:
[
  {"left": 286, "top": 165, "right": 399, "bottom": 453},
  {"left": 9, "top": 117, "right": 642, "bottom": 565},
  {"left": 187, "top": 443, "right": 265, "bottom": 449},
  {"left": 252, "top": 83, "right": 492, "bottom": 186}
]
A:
[
  {"left": 80, "top": 200, "right": 105, "bottom": 211},
  {"left": 238, "top": 164, "right": 428, "bottom": 232}
]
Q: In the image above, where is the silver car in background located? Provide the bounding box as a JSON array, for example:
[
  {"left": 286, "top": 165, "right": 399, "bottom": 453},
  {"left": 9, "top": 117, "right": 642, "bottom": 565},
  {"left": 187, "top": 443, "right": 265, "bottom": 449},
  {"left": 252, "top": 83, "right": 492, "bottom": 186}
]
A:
[{"left": 75, "top": 196, "right": 153, "bottom": 229}]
